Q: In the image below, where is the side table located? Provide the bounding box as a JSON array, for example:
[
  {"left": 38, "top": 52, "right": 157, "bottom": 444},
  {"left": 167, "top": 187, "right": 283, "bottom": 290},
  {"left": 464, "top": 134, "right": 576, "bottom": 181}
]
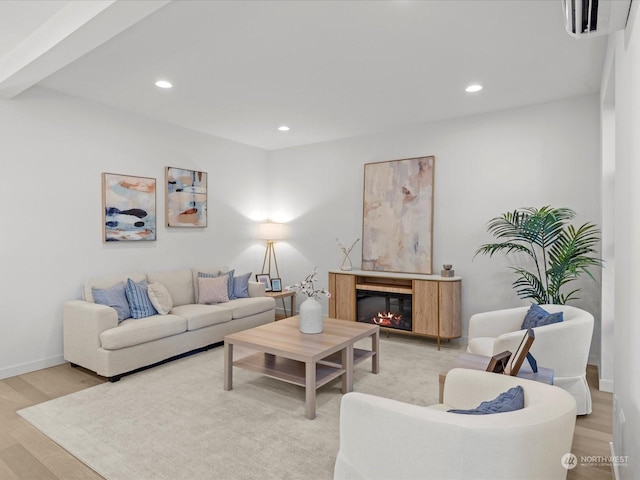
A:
[
  {"left": 439, "top": 352, "right": 554, "bottom": 403},
  {"left": 265, "top": 290, "right": 296, "bottom": 318}
]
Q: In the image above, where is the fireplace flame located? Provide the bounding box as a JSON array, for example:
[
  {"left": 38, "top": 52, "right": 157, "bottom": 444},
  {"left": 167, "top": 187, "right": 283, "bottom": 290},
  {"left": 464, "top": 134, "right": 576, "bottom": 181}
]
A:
[{"left": 372, "top": 312, "right": 403, "bottom": 327}]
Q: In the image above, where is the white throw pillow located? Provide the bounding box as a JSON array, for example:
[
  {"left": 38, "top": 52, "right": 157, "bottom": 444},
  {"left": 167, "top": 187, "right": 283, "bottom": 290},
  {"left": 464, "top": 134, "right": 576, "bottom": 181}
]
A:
[
  {"left": 198, "top": 275, "right": 229, "bottom": 304},
  {"left": 147, "top": 282, "right": 173, "bottom": 315}
]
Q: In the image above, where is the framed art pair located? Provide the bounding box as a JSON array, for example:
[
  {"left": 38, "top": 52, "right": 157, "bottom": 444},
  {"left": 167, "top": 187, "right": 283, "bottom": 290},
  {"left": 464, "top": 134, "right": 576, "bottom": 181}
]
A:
[
  {"left": 255, "top": 274, "right": 282, "bottom": 292},
  {"left": 102, "top": 167, "right": 207, "bottom": 242}
]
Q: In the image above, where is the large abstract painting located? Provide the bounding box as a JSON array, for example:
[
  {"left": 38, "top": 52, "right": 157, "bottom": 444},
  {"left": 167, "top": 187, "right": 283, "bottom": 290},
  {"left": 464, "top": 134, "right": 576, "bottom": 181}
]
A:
[
  {"left": 165, "top": 167, "right": 208, "bottom": 227},
  {"left": 362, "top": 156, "right": 435, "bottom": 274},
  {"left": 102, "top": 173, "right": 156, "bottom": 242}
]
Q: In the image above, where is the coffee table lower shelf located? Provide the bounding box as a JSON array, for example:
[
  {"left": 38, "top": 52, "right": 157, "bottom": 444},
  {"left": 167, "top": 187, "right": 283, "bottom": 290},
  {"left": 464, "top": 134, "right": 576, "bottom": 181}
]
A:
[
  {"left": 318, "top": 348, "right": 375, "bottom": 369},
  {"left": 234, "top": 353, "right": 346, "bottom": 389}
]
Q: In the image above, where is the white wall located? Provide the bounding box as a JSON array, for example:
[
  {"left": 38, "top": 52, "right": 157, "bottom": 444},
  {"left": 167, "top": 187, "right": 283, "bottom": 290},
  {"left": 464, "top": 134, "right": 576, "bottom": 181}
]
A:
[
  {"left": 606, "top": 3, "right": 640, "bottom": 477},
  {"left": 0, "top": 87, "right": 269, "bottom": 379},
  {"left": 268, "top": 96, "right": 602, "bottom": 352}
]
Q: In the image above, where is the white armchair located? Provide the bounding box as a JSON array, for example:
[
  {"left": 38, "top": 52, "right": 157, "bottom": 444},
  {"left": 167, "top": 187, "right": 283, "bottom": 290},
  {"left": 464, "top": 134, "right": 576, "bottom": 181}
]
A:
[
  {"left": 334, "top": 368, "right": 577, "bottom": 480},
  {"left": 467, "top": 304, "right": 594, "bottom": 414}
]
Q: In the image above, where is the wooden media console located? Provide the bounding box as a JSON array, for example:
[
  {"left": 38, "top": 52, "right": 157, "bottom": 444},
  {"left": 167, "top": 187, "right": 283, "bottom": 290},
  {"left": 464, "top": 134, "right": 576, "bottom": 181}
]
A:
[{"left": 328, "top": 270, "right": 461, "bottom": 349}]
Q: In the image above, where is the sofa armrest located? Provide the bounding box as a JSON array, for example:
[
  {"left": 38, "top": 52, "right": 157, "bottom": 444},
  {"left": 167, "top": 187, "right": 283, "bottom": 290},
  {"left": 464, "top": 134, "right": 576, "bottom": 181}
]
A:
[
  {"left": 63, "top": 300, "right": 118, "bottom": 372},
  {"left": 468, "top": 307, "right": 528, "bottom": 340},
  {"left": 248, "top": 281, "right": 265, "bottom": 297}
]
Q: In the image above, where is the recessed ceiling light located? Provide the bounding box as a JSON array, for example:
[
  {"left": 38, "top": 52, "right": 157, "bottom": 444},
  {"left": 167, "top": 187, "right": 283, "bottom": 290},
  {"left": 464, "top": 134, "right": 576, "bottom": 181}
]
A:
[
  {"left": 155, "top": 80, "right": 173, "bottom": 89},
  {"left": 465, "top": 84, "right": 483, "bottom": 93},
  {"left": 278, "top": 125, "right": 290, "bottom": 132}
]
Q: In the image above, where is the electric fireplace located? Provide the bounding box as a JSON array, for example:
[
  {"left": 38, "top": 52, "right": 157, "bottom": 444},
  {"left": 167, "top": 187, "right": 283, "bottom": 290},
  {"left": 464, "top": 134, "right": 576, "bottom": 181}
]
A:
[{"left": 356, "top": 290, "right": 412, "bottom": 331}]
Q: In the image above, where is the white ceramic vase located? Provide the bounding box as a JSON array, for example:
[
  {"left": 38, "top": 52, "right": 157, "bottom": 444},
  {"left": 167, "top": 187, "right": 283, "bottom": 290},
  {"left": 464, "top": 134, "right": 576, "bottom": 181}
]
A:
[{"left": 299, "top": 296, "right": 323, "bottom": 334}]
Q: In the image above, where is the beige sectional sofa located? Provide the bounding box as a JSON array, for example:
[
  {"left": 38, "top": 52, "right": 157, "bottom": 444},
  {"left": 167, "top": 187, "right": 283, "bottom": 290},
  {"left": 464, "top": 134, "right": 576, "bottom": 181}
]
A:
[{"left": 63, "top": 267, "right": 275, "bottom": 381}]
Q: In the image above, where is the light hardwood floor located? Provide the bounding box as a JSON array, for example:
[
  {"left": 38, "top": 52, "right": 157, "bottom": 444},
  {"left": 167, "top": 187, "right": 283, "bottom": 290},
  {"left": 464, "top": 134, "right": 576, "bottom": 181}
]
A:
[{"left": 0, "top": 362, "right": 612, "bottom": 479}]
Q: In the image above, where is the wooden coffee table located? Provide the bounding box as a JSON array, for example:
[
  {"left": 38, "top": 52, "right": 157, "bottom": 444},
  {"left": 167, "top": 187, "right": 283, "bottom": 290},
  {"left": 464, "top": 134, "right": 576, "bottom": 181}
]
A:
[{"left": 224, "top": 316, "right": 379, "bottom": 419}]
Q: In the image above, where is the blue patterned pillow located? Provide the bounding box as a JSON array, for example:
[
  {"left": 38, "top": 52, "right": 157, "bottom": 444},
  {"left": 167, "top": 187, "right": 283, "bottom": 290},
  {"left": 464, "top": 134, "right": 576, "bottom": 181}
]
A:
[
  {"left": 448, "top": 385, "right": 524, "bottom": 415},
  {"left": 92, "top": 282, "right": 130, "bottom": 322},
  {"left": 521, "top": 304, "right": 563, "bottom": 329},
  {"left": 232, "top": 272, "right": 252, "bottom": 299},
  {"left": 125, "top": 278, "right": 158, "bottom": 319},
  {"left": 198, "top": 270, "right": 235, "bottom": 299}
]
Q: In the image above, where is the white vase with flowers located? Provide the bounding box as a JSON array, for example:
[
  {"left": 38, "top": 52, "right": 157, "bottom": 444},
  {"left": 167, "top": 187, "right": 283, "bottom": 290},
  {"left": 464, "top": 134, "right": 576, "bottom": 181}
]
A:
[{"left": 287, "top": 267, "right": 331, "bottom": 334}]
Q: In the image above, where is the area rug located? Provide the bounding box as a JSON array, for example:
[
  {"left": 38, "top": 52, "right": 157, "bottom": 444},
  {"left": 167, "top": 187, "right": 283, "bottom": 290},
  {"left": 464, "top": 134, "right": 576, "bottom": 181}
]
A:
[{"left": 18, "top": 335, "right": 462, "bottom": 480}]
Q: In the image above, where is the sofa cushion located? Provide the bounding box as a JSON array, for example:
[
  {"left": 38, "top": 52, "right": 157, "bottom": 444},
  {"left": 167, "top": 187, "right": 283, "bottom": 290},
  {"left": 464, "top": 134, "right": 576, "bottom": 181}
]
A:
[
  {"left": 148, "top": 282, "right": 173, "bottom": 315},
  {"left": 448, "top": 385, "right": 525, "bottom": 415},
  {"left": 232, "top": 272, "right": 252, "bottom": 299},
  {"left": 92, "top": 282, "right": 130, "bottom": 322},
  {"left": 99, "top": 314, "right": 187, "bottom": 350},
  {"left": 84, "top": 273, "right": 147, "bottom": 303},
  {"left": 192, "top": 267, "right": 227, "bottom": 303},
  {"left": 198, "top": 275, "right": 230, "bottom": 304},
  {"left": 146, "top": 269, "right": 194, "bottom": 307},
  {"left": 215, "top": 297, "right": 276, "bottom": 319},
  {"left": 171, "top": 304, "right": 233, "bottom": 331},
  {"left": 521, "top": 304, "right": 564, "bottom": 329},
  {"left": 125, "top": 279, "right": 158, "bottom": 319}
]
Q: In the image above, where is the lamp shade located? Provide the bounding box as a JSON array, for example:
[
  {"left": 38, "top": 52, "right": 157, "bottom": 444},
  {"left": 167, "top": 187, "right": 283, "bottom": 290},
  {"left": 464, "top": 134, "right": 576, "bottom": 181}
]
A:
[{"left": 257, "top": 222, "right": 286, "bottom": 241}]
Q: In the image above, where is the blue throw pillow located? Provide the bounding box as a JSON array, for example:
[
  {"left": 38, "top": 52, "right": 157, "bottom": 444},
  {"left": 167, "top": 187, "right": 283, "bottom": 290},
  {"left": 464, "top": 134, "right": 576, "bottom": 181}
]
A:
[
  {"left": 232, "top": 272, "right": 252, "bottom": 299},
  {"left": 448, "top": 385, "right": 525, "bottom": 415},
  {"left": 125, "top": 278, "right": 158, "bottom": 319},
  {"left": 521, "top": 304, "right": 564, "bottom": 329},
  {"left": 92, "top": 282, "right": 130, "bottom": 322},
  {"left": 198, "top": 270, "right": 235, "bottom": 299}
]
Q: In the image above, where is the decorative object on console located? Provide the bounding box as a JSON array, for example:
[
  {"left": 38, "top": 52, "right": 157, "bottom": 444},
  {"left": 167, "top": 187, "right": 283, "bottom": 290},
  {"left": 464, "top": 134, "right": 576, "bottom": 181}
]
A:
[
  {"left": 336, "top": 238, "right": 360, "bottom": 271},
  {"left": 165, "top": 167, "right": 207, "bottom": 227},
  {"left": 257, "top": 220, "right": 286, "bottom": 278},
  {"left": 287, "top": 267, "right": 330, "bottom": 334},
  {"left": 102, "top": 173, "right": 156, "bottom": 242},
  {"left": 362, "top": 156, "right": 435, "bottom": 274},
  {"left": 475, "top": 206, "right": 602, "bottom": 304},
  {"left": 440, "top": 264, "right": 454, "bottom": 277},
  {"left": 256, "top": 274, "right": 272, "bottom": 292}
]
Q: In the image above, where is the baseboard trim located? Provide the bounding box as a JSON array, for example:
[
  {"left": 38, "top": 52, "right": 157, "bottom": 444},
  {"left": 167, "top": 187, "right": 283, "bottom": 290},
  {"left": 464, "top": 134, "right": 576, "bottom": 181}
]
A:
[
  {"left": 610, "top": 442, "right": 620, "bottom": 480},
  {"left": 600, "top": 378, "right": 614, "bottom": 392},
  {"left": 0, "top": 354, "right": 66, "bottom": 380}
]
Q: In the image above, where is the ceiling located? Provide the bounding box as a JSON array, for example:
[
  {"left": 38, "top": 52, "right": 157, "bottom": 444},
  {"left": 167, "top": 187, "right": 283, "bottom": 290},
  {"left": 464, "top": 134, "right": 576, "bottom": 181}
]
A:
[{"left": 0, "top": 0, "right": 609, "bottom": 150}]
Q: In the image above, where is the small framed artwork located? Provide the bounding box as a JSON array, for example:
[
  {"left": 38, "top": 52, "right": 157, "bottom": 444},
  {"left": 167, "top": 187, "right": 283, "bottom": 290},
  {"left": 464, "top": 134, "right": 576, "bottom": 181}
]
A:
[
  {"left": 102, "top": 173, "right": 156, "bottom": 242},
  {"left": 165, "top": 167, "right": 208, "bottom": 227},
  {"left": 256, "top": 274, "right": 272, "bottom": 292},
  {"left": 504, "top": 328, "right": 535, "bottom": 376},
  {"left": 486, "top": 350, "right": 512, "bottom": 374},
  {"left": 271, "top": 278, "right": 282, "bottom": 292}
]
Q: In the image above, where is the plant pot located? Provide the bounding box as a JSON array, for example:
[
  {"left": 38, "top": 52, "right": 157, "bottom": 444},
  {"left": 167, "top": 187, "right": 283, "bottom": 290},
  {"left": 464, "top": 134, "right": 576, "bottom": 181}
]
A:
[{"left": 299, "top": 297, "right": 323, "bottom": 334}]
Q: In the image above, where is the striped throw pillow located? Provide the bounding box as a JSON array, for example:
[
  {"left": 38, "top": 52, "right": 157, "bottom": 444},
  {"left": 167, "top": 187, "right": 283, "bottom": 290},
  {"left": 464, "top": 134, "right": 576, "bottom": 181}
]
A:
[{"left": 125, "top": 278, "right": 158, "bottom": 319}]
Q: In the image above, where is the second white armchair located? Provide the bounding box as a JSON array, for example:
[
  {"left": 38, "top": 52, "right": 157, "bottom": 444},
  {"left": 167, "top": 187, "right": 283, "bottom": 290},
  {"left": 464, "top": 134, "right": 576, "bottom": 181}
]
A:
[{"left": 466, "top": 304, "right": 594, "bottom": 414}]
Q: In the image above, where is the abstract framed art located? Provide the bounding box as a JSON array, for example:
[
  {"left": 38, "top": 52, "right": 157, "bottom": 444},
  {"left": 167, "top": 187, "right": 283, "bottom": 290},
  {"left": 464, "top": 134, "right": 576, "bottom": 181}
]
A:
[
  {"left": 102, "top": 173, "right": 156, "bottom": 242},
  {"left": 165, "top": 167, "right": 208, "bottom": 227},
  {"left": 361, "top": 155, "right": 435, "bottom": 274}
]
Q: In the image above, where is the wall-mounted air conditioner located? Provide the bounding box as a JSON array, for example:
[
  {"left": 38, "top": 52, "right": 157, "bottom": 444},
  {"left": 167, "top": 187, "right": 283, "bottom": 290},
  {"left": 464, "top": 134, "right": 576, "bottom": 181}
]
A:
[{"left": 562, "top": 0, "right": 632, "bottom": 38}]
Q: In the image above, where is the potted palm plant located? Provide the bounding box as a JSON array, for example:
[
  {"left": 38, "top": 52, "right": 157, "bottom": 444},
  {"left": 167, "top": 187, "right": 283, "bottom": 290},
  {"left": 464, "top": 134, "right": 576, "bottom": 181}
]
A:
[{"left": 475, "top": 206, "right": 603, "bottom": 304}]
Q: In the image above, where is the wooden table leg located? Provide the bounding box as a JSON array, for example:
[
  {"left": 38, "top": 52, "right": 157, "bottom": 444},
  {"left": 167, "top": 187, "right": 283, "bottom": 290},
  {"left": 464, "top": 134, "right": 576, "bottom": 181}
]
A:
[
  {"left": 224, "top": 342, "right": 233, "bottom": 390},
  {"left": 290, "top": 293, "right": 295, "bottom": 318},
  {"left": 371, "top": 330, "right": 380, "bottom": 374},
  {"left": 305, "top": 361, "right": 316, "bottom": 419},
  {"left": 342, "top": 345, "right": 354, "bottom": 393}
]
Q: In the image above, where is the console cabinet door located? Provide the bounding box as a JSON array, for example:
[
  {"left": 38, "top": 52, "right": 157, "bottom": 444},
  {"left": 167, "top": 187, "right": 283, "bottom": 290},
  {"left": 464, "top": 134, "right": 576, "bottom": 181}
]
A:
[
  {"left": 412, "top": 280, "right": 438, "bottom": 336},
  {"left": 329, "top": 273, "right": 356, "bottom": 321},
  {"left": 439, "top": 280, "right": 462, "bottom": 338}
]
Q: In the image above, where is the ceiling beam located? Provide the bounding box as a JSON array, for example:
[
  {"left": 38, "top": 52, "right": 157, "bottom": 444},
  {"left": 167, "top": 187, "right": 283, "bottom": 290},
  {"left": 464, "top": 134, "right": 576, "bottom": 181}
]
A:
[{"left": 0, "top": 0, "right": 170, "bottom": 99}]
